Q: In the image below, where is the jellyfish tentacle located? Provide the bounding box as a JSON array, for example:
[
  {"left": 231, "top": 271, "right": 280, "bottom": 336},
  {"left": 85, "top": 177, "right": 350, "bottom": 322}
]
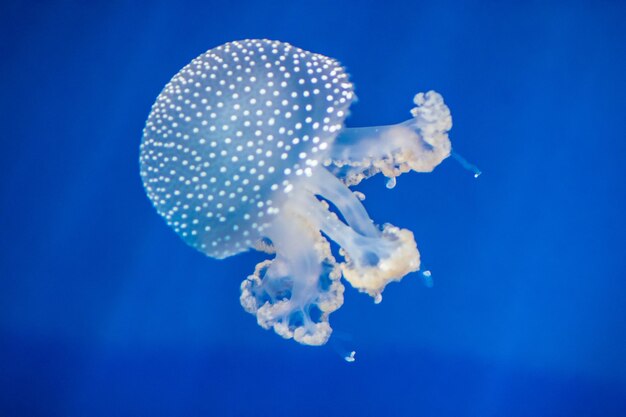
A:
[
  {"left": 327, "top": 90, "right": 452, "bottom": 186},
  {"left": 451, "top": 151, "right": 482, "bottom": 178}
]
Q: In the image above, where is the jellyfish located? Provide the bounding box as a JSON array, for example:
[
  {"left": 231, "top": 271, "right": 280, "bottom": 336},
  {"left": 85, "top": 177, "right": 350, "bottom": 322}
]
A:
[{"left": 140, "top": 39, "right": 453, "bottom": 346}]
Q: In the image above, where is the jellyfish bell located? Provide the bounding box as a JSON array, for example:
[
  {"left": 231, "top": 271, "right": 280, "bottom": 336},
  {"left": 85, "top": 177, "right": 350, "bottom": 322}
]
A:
[
  {"left": 141, "top": 39, "right": 352, "bottom": 259},
  {"left": 140, "top": 39, "right": 454, "bottom": 346}
]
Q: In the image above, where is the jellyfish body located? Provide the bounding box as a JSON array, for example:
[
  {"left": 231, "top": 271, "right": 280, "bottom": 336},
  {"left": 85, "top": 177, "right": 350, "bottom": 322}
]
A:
[{"left": 140, "top": 39, "right": 452, "bottom": 345}]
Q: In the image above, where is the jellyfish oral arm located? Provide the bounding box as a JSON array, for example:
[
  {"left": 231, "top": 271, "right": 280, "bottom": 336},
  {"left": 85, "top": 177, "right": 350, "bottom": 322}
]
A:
[
  {"left": 301, "top": 188, "right": 420, "bottom": 302},
  {"left": 327, "top": 91, "right": 453, "bottom": 186},
  {"left": 238, "top": 92, "right": 454, "bottom": 346},
  {"left": 307, "top": 167, "right": 380, "bottom": 238},
  {"left": 240, "top": 168, "right": 422, "bottom": 345},
  {"left": 240, "top": 196, "right": 345, "bottom": 346},
  {"left": 303, "top": 168, "right": 421, "bottom": 299}
]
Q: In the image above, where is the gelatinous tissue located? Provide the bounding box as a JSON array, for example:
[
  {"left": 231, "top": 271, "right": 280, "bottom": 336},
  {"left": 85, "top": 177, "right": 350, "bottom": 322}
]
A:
[{"left": 140, "top": 39, "right": 459, "bottom": 346}]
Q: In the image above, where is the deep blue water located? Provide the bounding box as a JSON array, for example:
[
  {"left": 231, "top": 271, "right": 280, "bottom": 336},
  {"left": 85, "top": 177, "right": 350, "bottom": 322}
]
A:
[{"left": 1, "top": 1, "right": 625, "bottom": 416}]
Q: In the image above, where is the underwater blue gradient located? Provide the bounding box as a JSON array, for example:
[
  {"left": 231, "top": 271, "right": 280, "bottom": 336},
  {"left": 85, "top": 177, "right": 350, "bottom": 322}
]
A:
[{"left": 1, "top": 0, "right": 625, "bottom": 416}]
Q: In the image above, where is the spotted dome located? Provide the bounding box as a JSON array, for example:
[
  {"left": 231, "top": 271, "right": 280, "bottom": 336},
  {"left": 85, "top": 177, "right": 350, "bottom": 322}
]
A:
[{"left": 140, "top": 39, "right": 355, "bottom": 258}]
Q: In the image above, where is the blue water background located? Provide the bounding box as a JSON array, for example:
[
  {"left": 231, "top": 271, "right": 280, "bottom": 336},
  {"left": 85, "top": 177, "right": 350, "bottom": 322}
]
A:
[{"left": 1, "top": 1, "right": 625, "bottom": 416}]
